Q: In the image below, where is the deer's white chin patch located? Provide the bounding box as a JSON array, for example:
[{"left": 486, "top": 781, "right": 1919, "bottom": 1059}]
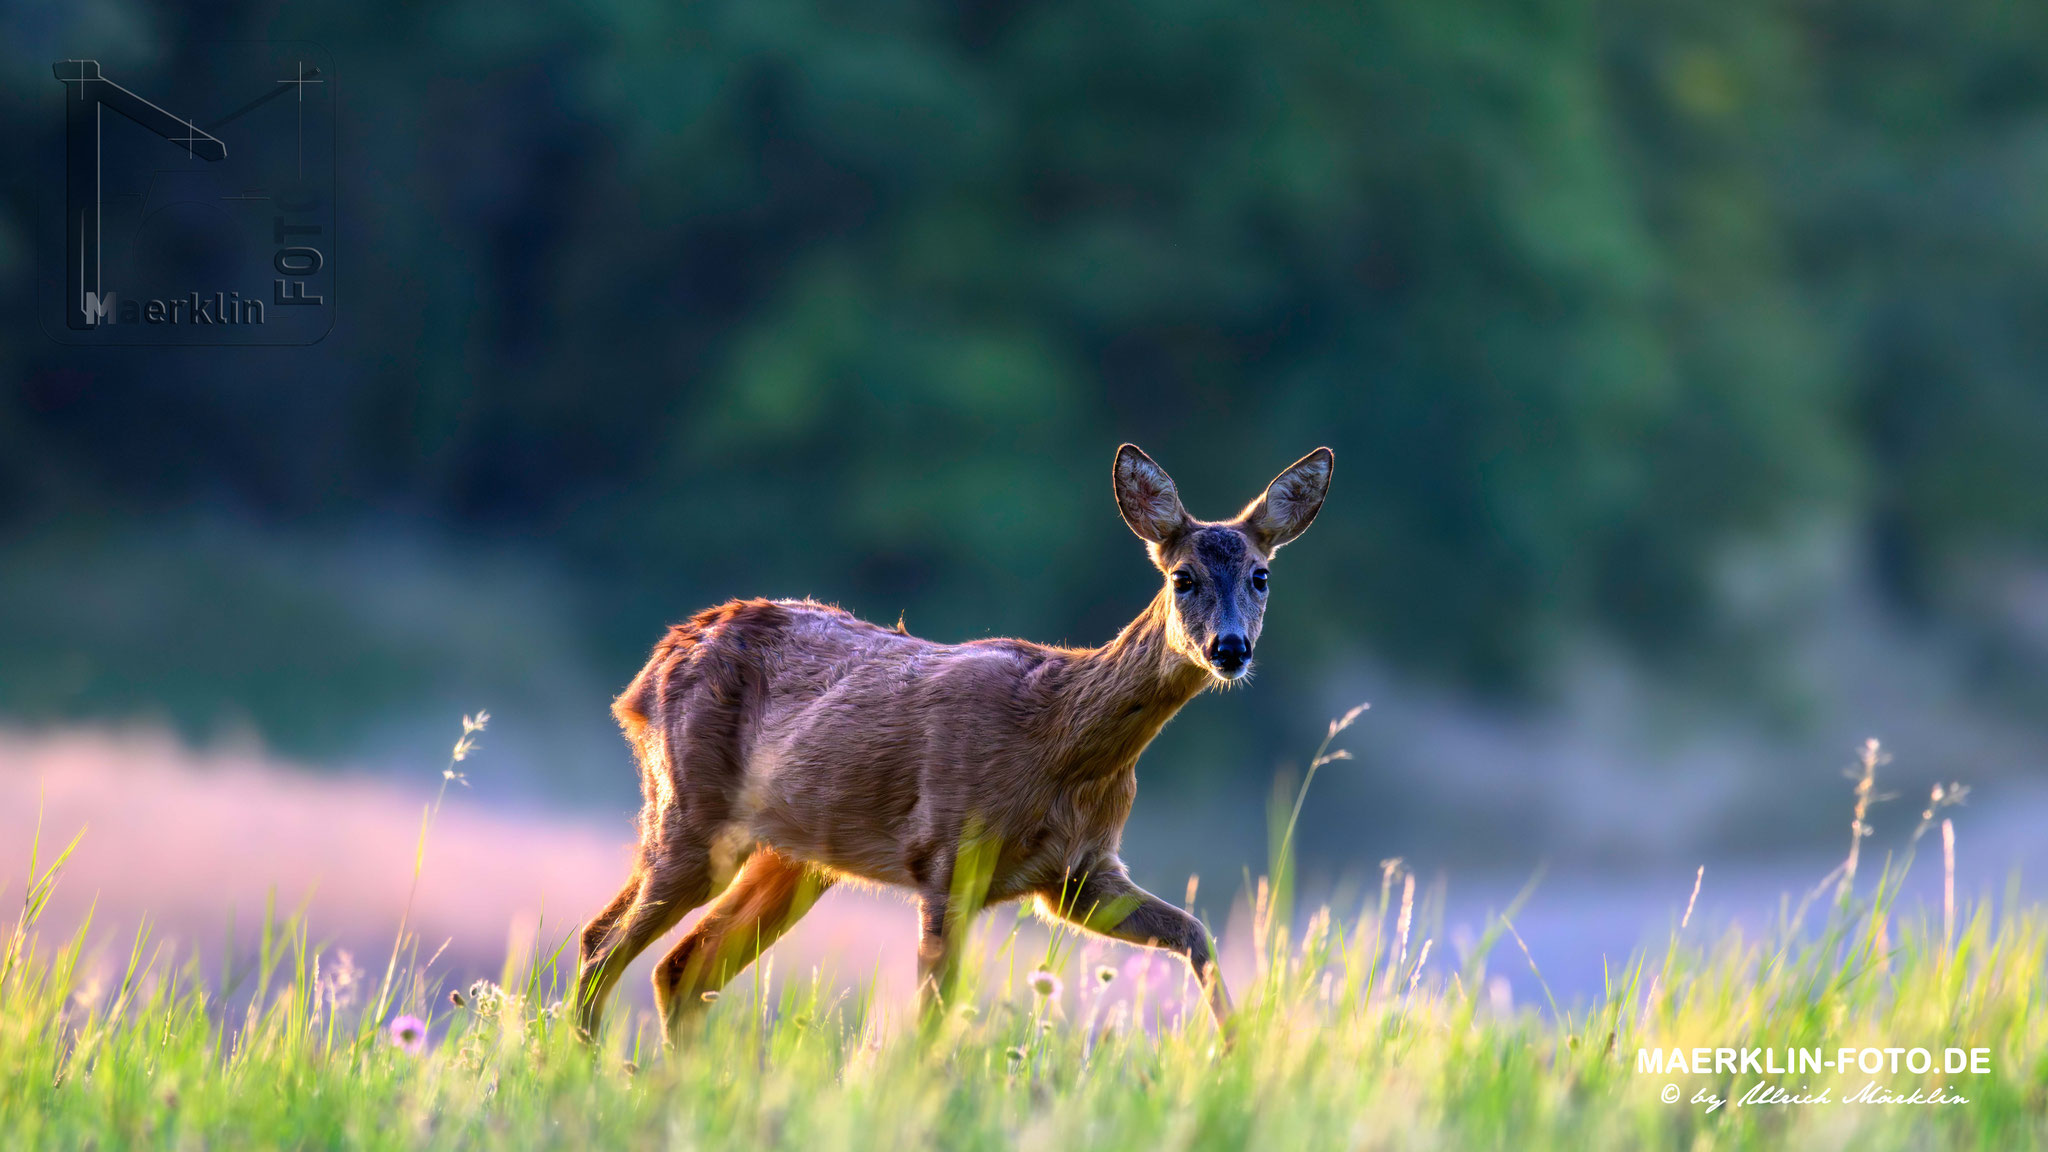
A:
[{"left": 1208, "top": 662, "right": 1251, "bottom": 685}]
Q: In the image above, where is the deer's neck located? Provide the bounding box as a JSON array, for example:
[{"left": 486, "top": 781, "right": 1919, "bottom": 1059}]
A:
[{"left": 1059, "top": 590, "right": 1211, "bottom": 773}]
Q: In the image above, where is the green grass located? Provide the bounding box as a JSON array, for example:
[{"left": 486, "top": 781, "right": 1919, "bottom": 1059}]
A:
[{"left": 3, "top": 725, "right": 2045, "bottom": 1150}]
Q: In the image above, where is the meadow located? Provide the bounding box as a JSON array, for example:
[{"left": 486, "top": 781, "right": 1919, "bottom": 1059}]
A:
[{"left": 2, "top": 717, "right": 2044, "bottom": 1151}]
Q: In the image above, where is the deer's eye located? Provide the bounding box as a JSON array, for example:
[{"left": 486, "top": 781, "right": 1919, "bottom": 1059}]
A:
[
  {"left": 1171, "top": 570, "right": 1196, "bottom": 594},
  {"left": 1250, "top": 569, "right": 1269, "bottom": 593}
]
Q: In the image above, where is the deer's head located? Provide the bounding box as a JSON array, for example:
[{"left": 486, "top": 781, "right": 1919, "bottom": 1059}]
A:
[{"left": 1113, "top": 443, "right": 1334, "bottom": 684}]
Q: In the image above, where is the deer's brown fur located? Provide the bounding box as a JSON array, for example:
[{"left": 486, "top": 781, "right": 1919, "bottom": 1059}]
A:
[{"left": 574, "top": 444, "right": 1333, "bottom": 1045}]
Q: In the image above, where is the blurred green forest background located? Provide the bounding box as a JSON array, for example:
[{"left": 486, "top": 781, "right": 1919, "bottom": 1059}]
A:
[{"left": 5, "top": 0, "right": 2048, "bottom": 875}]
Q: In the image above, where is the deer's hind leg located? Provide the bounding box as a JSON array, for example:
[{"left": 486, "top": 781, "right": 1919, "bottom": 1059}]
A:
[
  {"left": 574, "top": 832, "right": 717, "bottom": 1040},
  {"left": 652, "top": 847, "right": 831, "bottom": 1046}
]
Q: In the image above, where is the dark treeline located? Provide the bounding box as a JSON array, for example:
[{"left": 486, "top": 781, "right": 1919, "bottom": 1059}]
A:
[{"left": 3, "top": 0, "right": 2048, "bottom": 757}]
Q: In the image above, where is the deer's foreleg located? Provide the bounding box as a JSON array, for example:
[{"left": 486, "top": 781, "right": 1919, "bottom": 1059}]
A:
[
  {"left": 1042, "top": 861, "right": 1235, "bottom": 1040},
  {"left": 914, "top": 827, "right": 1004, "bottom": 1028},
  {"left": 915, "top": 893, "right": 964, "bottom": 1026}
]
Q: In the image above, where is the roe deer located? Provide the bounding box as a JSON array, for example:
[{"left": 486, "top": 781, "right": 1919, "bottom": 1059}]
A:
[{"left": 573, "top": 443, "right": 1333, "bottom": 1045}]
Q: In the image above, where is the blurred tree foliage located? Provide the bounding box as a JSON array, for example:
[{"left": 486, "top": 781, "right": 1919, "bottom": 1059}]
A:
[{"left": 2, "top": 0, "right": 2047, "bottom": 739}]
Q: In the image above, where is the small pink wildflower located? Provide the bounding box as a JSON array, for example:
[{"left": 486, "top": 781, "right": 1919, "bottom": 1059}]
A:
[{"left": 389, "top": 1014, "right": 427, "bottom": 1055}]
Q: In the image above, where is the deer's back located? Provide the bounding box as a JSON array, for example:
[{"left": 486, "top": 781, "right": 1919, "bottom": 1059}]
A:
[{"left": 612, "top": 598, "right": 1124, "bottom": 890}]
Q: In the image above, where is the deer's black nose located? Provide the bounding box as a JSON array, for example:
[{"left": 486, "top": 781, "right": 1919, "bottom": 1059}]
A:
[{"left": 1209, "top": 634, "right": 1250, "bottom": 673}]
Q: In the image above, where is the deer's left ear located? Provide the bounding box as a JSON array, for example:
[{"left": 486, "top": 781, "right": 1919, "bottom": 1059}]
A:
[
  {"left": 1114, "top": 443, "right": 1192, "bottom": 547},
  {"left": 1237, "top": 447, "right": 1334, "bottom": 552}
]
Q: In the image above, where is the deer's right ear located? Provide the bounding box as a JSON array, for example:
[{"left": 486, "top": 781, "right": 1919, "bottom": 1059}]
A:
[
  {"left": 1113, "top": 444, "right": 1191, "bottom": 547},
  {"left": 1237, "top": 447, "right": 1333, "bottom": 552}
]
